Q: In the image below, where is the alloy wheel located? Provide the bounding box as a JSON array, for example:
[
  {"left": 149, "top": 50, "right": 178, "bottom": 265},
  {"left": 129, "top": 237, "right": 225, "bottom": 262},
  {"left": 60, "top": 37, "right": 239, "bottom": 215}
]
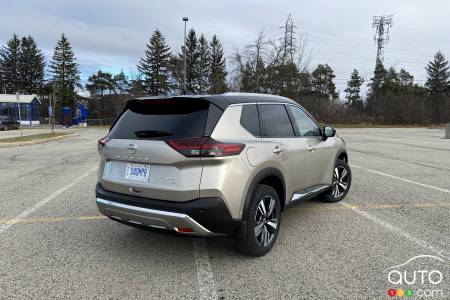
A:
[
  {"left": 331, "top": 165, "right": 349, "bottom": 198},
  {"left": 254, "top": 195, "right": 278, "bottom": 247}
]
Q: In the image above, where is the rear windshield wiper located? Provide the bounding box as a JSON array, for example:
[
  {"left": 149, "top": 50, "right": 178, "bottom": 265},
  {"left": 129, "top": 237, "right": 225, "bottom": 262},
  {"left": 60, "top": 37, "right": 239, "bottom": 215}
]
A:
[{"left": 134, "top": 130, "right": 174, "bottom": 138}]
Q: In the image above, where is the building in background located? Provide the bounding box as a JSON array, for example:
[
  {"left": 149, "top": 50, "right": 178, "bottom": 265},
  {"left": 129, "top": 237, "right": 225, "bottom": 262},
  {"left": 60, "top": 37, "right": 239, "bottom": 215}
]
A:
[{"left": 0, "top": 94, "right": 41, "bottom": 125}]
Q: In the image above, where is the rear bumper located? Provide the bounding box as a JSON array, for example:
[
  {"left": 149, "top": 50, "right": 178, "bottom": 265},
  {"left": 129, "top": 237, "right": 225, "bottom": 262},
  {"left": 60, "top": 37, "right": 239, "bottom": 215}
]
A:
[
  {"left": 96, "top": 198, "right": 216, "bottom": 236},
  {"left": 95, "top": 183, "right": 242, "bottom": 237}
]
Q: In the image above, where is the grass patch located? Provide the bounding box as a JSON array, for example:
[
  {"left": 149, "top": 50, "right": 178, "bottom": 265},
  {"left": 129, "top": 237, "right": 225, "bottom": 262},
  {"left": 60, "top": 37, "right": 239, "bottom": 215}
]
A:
[{"left": 0, "top": 132, "right": 71, "bottom": 143}]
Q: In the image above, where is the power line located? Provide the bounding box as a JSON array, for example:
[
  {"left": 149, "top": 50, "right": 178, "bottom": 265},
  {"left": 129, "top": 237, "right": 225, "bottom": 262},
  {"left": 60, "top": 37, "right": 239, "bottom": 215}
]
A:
[{"left": 300, "top": 31, "right": 435, "bottom": 57}]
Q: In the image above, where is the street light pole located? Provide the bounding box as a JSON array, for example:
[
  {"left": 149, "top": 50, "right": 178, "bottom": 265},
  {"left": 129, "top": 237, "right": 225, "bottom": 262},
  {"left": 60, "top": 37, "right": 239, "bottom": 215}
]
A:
[{"left": 182, "top": 17, "right": 189, "bottom": 95}]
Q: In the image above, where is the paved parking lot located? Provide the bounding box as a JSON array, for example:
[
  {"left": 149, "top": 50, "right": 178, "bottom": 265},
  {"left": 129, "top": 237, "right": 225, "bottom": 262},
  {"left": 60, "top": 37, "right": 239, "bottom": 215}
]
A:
[{"left": 0, "top": 127, "right": 449, "bottom": 299}]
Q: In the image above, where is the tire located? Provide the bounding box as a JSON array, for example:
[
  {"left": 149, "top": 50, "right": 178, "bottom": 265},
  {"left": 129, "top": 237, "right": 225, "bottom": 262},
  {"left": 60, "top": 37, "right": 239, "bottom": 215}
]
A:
[
  {"left": 237, "top": 184, "right": 281, "bottom": 256},
  {"left": 322, "top": 159, "right": 352, "bottom": 203}
]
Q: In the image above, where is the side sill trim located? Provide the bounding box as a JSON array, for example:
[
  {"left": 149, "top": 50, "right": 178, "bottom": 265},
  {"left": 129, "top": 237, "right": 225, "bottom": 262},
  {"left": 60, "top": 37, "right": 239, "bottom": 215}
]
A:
[{"left": 291, "top": 185, "right": 330, "bottom": 202}]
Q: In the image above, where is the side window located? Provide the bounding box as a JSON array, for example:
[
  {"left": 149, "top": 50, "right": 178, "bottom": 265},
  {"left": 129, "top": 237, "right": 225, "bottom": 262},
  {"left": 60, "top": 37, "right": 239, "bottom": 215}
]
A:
[
  {"left": 258, "top": 104, "right": 295, "bottom": 137},
  {"left": 240, "top": 104, "right": 260, "bottom": 136},
  {"left": 287, "top": 105, "right": 321, "bottom": 137}
]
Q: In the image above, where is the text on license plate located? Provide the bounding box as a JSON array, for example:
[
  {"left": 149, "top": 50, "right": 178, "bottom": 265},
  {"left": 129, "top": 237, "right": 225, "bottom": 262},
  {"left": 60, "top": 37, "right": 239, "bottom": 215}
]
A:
[{"left": 124, "top": 163, "right": 150, "bottom": 182}]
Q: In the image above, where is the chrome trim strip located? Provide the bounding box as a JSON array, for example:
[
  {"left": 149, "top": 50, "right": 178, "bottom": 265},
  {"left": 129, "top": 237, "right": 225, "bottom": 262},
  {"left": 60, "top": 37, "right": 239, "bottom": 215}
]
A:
[
  {"left": 96, "top": 198, "right": 216, "bottom": 236},
  {"left": 291, "top": 185, "right": 330, "bottom": 202}
]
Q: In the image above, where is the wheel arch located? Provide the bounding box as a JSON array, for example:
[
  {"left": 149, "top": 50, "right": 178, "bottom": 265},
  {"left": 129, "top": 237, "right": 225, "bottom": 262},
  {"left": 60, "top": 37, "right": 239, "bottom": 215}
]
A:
[
  {"left": 242, "top": 167, "right": 286, "bottom": 221},
  {"left": 336, "top": 149, "right": 348, "bottom": 163}
]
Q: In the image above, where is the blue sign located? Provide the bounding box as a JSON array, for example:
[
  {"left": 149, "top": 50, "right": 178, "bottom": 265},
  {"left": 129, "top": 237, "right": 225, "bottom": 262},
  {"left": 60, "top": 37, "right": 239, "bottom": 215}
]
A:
[{"left": 48, "top": 106, "right": 53, "bottom": 117}]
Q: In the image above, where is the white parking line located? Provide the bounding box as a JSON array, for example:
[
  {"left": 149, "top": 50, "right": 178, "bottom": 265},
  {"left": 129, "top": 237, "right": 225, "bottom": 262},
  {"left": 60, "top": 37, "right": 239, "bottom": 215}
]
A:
[
  {"left": 193, "top": 238, "right": 218, "bottom": 300},
  {"left": 348, "top": 164, "right": 450, "bottom": 260},
  {"left": 340, "top": 201, "right": 449, "bottom": 260},
  {"left": 351, "top": 164, "right": 450, "bottom": 194},
  {"left": 0, "top": 166, "right": 97, "bottom": 234}
]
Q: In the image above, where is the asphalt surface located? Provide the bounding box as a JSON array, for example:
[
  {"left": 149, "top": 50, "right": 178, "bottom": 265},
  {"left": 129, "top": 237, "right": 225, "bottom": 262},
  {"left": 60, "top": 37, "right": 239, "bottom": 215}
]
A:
[{"left": 0, "top": 127, "right": 449, "bottom": 299}]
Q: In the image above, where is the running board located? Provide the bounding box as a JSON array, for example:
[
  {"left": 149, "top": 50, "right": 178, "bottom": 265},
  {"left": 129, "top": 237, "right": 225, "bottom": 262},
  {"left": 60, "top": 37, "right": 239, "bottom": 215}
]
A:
[{"left": 291, "top": 185, "right": 330, "bottom": 202}]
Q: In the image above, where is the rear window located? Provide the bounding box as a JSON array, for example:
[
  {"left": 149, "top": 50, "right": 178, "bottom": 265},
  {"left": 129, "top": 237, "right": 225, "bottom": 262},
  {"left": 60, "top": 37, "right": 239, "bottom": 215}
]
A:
[{"left": 109, "top": 98, "right": 222, "bottom": 140}]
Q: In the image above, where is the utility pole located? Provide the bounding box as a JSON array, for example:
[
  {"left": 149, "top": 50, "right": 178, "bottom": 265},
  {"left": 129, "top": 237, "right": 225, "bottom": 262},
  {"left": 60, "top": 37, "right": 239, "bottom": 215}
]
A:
[
  {"left": 182, "top": 17, "right": 189, "bottom": 95},
  {"left": 372, "top": 15, "right": 393, "bottom": 66},
  {"left": 280, "top": 14, "right": 296, "bottom": 64}
]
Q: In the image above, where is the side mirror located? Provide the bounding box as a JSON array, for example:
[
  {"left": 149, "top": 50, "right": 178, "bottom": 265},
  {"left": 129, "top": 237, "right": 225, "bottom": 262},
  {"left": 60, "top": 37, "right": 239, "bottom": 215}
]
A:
[{"left": 322, "top": 126, "right": 336, "bottom": 141}]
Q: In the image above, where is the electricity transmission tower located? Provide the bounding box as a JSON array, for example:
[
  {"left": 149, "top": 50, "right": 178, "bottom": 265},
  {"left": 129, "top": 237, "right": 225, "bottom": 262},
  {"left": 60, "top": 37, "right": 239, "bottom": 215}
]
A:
[
  {"left": 372, "top": 15, "right": 393, "bottom": 66},
  {"left": 281, "top": 14, "right": 297, "bottom": 64}
]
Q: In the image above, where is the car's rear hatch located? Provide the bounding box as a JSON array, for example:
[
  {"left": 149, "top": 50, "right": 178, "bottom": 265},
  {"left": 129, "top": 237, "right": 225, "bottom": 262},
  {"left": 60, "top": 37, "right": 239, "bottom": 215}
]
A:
[{"left": 99, "top": 97, "right": 223, "bottom": 202}]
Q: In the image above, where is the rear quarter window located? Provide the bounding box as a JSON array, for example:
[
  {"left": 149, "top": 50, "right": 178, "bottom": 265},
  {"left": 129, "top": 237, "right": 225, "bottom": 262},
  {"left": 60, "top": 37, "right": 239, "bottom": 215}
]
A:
[
  {"left": 240, "top": 104, "right": 260, "bottom": 136},
  {"left": 109, "top": 98, "right": 222, "bottom": 140}
]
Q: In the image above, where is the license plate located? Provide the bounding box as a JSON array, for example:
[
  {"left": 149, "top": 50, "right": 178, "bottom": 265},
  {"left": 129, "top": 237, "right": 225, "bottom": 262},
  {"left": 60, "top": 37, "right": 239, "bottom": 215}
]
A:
[{"left": 124, "top": 163, "right": 150, "bottom": 182}]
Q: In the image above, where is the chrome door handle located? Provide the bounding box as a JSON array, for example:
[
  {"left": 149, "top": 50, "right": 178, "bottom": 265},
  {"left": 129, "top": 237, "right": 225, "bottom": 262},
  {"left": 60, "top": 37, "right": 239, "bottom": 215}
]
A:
[
  {"left": 273, "top": 146, "right": 282, "bottom": 154},
  {"left": 307, "top": 145, "right": 317, "bottom": 151}
]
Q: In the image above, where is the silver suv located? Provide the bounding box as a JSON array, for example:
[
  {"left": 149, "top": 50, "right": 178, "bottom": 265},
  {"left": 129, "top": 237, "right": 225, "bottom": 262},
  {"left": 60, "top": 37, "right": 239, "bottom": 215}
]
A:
[{"left": 96, "top": 93, "right": 351, "bottom": 256}]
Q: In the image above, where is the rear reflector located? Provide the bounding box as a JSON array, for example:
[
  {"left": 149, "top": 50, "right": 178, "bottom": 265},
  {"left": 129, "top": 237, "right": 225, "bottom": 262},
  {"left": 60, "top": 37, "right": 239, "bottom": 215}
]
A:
[
  {"left": 166, "top": 137, "right": 245, "bottom": 157},
  {"left": 175, "top": 227, "right": 194, "bottom": 233}
]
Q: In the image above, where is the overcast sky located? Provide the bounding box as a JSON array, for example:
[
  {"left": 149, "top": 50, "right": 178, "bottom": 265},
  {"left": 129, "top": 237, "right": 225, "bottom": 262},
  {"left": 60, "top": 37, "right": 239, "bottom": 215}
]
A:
[{"left": 1, "top": 0, "right": 450, "bottom": 96}]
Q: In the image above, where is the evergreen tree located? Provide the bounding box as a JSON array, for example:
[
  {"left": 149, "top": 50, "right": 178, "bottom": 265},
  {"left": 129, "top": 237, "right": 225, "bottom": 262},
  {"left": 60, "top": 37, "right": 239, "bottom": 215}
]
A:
[
  {"left": 196, "top": 34, "right": 210, "bottom": 94},
  {"left": 398, "top": 69, "right": 414, "bottom": 88},
  {"left": 240, "top": 61, "right": 259, "bottom": 92},
  {"left": 169, "top": 54, "right": 183, "bottom": 93},
  {"left": 19, "top": 35, "right": 45, "bottom": 94},
  {"left": 209, "top": 35, "right": 227, "bottom": 94},
  {"left": 184, "top": 29, "right": 199, "bottom": 93},
  {"left": 344, "top": 69, "right": 364, "bottom": 107},
  {"left": 311, "top": 64, "right": 338, "bottom": 99},
  {"left": 137, "top": 29, "right": 172, "bottom": 96},
  {"left": 383, "top": 67, "right": 400, "bottom": 92},
  {"left": 267, "top": 62, "right": 299, "bottom": 98},
  {"left": 425, "top": 51, "right": 450, "bottom": 94},
  {"left": 113, "top": 70, "right": 129, "bottom": 94},
  {"left": 86, "top": 70, "right": 115, "bottom": 119},
  {"left": 425, "top": 51, "right": 450, "bottom": 123},
  {"left": 369, "top": 61, "right": 387, "bottom": 93},
  {"left": 49, "top": 33, "right": 80, "bottom": 108},
  {"left": 129, "top": 78, "right": 146, "bottom": 97},
  {"left": 0, "top": 34, "right": 21, "bottom": 93}
]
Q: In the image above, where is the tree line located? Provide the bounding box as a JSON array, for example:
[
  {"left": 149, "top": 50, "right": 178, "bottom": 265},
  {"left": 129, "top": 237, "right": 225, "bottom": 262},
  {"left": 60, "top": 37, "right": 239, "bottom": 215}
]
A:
[
  {"left": 137, "top": 29, "right": 227, "bottom": 96},
  {"left": 229, "top": 30, "right": 450, "bottom": 125},
  {"left": 0, "top": 29, "right": 228, "bottom": 120},
  {"left": 0, "top": 24, "right": 449, "bottom": 124},
  {"left": 0, "top": 33, "right": 80, "bottom": 110}
]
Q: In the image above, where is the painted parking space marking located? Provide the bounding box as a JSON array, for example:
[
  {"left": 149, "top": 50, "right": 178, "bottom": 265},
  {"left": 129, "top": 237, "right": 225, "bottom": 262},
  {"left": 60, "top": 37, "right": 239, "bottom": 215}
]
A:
[
  {"left": 194, "top": 238, "right": 218, "bottom": 300},
  {"left": 340, "top": 201, "right": 450, "bottom": 260},
  {"left": 1, "top": 202, "right": 448, "bottom": 225},
  {"left": 0, "top": 166, "right": 97, "bottom": 234},
  {"left": 0, "top": 215, "right": 107, "bottom": 225},
  {"left": 351, "top": 164, "right": 450, "bottom": 194}
]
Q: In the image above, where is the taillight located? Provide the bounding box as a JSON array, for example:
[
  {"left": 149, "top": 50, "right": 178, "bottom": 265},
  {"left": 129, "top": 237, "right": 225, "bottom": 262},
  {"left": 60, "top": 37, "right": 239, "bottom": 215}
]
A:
[
  {"left": 98, "top": 136, "right": 110, "bottom": 152},
  {"left": 166, "top": 137, "right": 245, "bottom": 157}
]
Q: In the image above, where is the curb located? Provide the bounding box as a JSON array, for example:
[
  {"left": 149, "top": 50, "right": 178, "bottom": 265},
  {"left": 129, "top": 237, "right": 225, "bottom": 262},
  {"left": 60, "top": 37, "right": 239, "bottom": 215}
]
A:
[{"left": 0, "top": 133, "right": 79, "bottom": 147}]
